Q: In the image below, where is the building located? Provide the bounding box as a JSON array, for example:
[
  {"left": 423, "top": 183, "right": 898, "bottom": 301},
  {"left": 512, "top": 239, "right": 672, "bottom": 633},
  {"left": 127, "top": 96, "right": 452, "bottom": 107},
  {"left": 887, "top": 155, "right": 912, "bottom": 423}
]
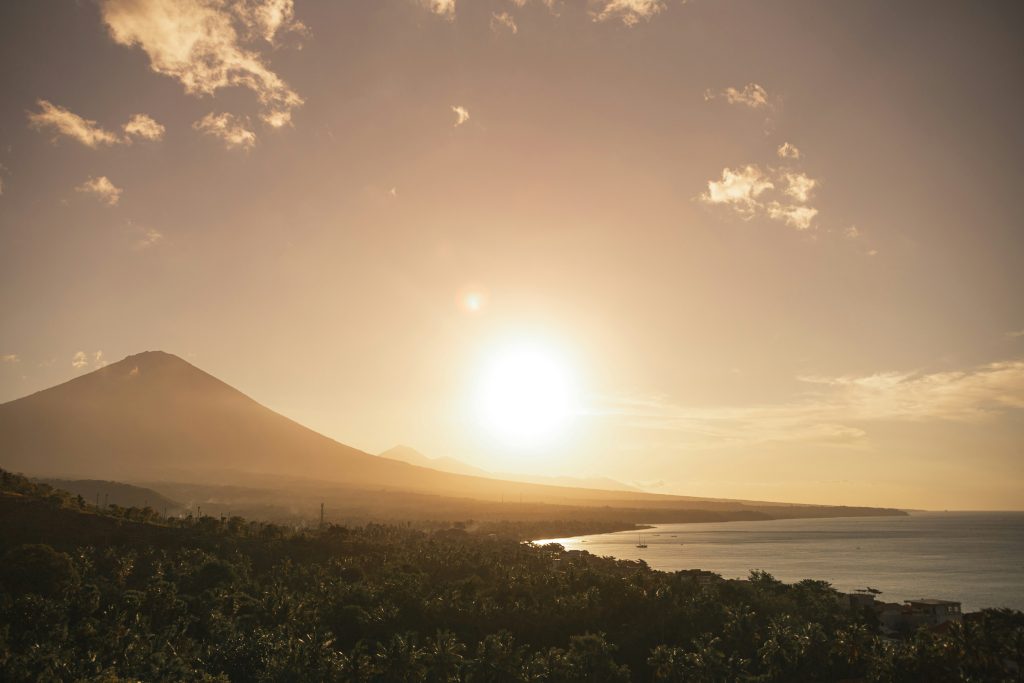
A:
[{"left": 906, "top": 599, "right": 963, "bottom": 626}]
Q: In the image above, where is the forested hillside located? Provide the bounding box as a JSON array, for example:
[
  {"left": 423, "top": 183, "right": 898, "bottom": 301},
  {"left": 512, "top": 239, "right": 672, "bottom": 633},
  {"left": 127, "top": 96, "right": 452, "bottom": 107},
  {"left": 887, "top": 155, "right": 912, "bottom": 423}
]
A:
[{"left": 0, "top": 469, "right": 1020, "bottom": 682}]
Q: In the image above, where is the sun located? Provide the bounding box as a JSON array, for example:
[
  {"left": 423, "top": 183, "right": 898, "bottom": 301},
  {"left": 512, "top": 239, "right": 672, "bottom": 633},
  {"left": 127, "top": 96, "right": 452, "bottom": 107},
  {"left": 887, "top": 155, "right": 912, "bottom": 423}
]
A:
[{"left": 476, "top": 344, "right": 576, "bottom": 447}]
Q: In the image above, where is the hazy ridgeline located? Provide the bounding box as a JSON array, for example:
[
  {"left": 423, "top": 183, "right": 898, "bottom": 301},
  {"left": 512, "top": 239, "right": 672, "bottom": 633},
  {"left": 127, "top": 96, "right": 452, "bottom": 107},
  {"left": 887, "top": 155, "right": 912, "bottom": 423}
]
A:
[{"left": 2, "top": 470, "right": 1022, "bottom": 682}]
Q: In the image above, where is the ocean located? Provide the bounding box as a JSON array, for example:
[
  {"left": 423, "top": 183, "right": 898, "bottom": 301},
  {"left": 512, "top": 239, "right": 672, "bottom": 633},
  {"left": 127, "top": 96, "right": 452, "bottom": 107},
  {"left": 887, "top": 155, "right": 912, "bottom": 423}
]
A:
[{"left": 534, "top": 512, "right": 1024, "bottom": 612}]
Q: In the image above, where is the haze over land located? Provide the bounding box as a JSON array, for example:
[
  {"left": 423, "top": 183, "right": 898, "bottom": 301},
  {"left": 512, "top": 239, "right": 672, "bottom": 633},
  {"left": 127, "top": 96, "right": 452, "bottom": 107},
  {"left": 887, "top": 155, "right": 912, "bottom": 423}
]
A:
[{"left": 0, "top": 0, "right": 1022, "bottom": 510}]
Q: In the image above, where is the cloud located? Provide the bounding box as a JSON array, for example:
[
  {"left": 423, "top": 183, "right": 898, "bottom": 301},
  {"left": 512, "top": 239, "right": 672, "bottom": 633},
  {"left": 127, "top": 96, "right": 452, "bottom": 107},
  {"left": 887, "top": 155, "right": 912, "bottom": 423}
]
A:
[
  {"left": 600, "top": 359, "right": 1024, "bottom": 448},
  {"left": 28, "top": 100, "right": 165, "bottom": 147},
  {"left": 701, "top": 165, "right": 820, "bottom": 230},
  {"left": 122, "top": 113, "right": 165, "bottom": 141},
  {"left": 782, "top": 171, "right": 816, "bottom": 203},
  {"left": 28, "top": 100, "right": 122, "bottom": 148},
  {"left": 845, "top": 226, "right": 861, "bottom": 239},
  {"left": 777, "top": 142, "right": 800, "bottom": 159},
  {"left": 592, "top": 0, "right": 666, "bottom": 26},
  {"left": 705, "top": 83, "right": 770, "bottom": 109},
  {"left": 451, "top": 105, "right": 470, "bottom": 127},
  {"left": 100, "top": 0, "right": 304, "bottom": 127},
  {"left": 1, "top": 354, "right": 19, "bottom": 364},
  {"left": 72, "top": 351, "right": 106, "bottom": 370},
  {"left": 193, "top": 112, "right": 256, "bottom": 149},
  {"left": 421, "top": 0, "right": 456, "bottom": 20},
  {"left": 766, "top": 202, "right": 818, "bottom": 230},
  {"left": 491, "top": 11, "right": 518, "bottom": 33},
  {"left": 76, "top": 176, "right": 123, "bottom": 206},
  {"left": 135, "top": 227, "right": 164, "bottom": 249},
  {"left": 700, "top": 165, "right": 774, "bottom": 218},
  {"left": 1006, "top": 330, "right": 1024, "bottom": 339}
]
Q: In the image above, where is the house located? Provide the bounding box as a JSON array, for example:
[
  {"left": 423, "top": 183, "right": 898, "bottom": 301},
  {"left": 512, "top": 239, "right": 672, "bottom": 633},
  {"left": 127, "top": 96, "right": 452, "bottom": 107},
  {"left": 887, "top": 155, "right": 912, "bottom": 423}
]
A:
[{"left": 906, "top": 599, "right": 962, "bottom": 626}]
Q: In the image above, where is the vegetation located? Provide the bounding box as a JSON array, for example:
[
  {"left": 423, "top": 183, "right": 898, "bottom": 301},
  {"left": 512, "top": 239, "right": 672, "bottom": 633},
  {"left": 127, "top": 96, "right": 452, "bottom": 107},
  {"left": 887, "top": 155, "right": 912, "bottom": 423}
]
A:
[{"left": 1, "top": 469, "right": 1021, "bottom": 682}]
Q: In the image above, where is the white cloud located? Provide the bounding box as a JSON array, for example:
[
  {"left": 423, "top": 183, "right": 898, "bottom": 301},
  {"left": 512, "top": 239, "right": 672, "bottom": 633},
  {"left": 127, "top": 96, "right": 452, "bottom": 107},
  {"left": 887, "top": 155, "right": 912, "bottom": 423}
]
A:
[
  {"left": 73, "top": 350, "right": 108, "bottom": 370},
  {"left": 705, "top": 83, "right": 770, "bottom": 109},
  {"left": 777, "top": 142, "right": 800, "bottom": 159},
  {"left": 76, "top": 176, "right": 123, "bottom": 206},
  {"left": 123, "top": 113, "right": 165, "bottom": 141},
  {"left": 451, "top": 105, "right": 470, "bottom": 127},
  {"left": 700, "top": 165, "right": 774, "bottom": 218},
  {"left": 600, "top": 359, "right": 1024, "bottom": 448},
  {"left": 28, "top": 100, "right": 121, "bottom": 148},
  {"left": 1, "top": 354, "right": 19, "bottom": 364},
  {"left": 193, "top": 112, "right": 257, "bottom": 149},
  {"left": 845, "top": 226, "right": 861, "bottom": 239},
  {"left": 491, "top": 11, "right": 518, "bottom": 33},
  {"left": 783, "top": 171, "right": 816, "bottom": 203},
  {"left": 421, "top": 0, "right": 456, "bottom": 20},
  {"left": 100, "top": 0, "right": 304, "bottom": 127},
  {"left": 766, "top": 201, "right": 817, "bottom": 230},
  {"left": 29, "top": 100, "right": 165, "bottom": 146},
  {"left": 592, "top": 0, "right": 665, "bottom": 26},
  {"left": 235, "top": 0, "right": 307, "bottom": 43},
  {"left": 701, "top": 165, "right": 820, "bottom": 230}
]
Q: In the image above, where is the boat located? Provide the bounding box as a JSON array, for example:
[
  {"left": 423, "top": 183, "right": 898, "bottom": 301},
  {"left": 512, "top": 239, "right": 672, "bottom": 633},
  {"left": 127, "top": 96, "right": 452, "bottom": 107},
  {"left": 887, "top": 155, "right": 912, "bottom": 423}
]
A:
[{"left": 636, "top": 534, "right": 647, "bottom": 549}]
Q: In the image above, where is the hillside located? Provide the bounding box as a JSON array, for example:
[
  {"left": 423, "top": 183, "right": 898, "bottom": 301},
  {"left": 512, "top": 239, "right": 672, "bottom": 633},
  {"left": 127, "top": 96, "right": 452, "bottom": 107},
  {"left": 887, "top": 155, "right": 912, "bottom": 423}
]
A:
[
  {"left": 0, "top": 472, "right": 1018, "bottom": 682},
  {"left": 0, "top": 351, "right": 905, "bottom": 521}
]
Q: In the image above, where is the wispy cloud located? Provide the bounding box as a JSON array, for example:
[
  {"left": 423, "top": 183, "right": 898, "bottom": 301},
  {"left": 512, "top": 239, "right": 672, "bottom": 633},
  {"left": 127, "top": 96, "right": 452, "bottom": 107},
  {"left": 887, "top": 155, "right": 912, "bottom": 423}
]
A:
[
  {"left": 592, "top": 0, "right": 665, "bottom": 26},
  {"left": 72, "top": 350, "right": 108, "bottom": 371},
  {"left": 766, "top": 201, "right": 818, "bottom": 229},
  {"left": 28, "top": 100, "right": 121, "bottom": 148},
  {"left": 421, "top": 0, "right": 456, "bottom": 20},
  {"left": 100, "top": 0, "right": 304, "bottom": 127},
  {"left": 193, "top": 112, "right": 256, "bottom": 149},
  {"left": 76, "top": 176, "right": 123, "bottom": 206},
  {"left": 122, "top": 113, "right": 165, "bottom": 141},
  {"left": 135, "top": 227, "right": 164, "bottom": 249},
  {"left": 701, "top": 165, "right": 820, "bottom": 230},
  {"left": 599, "top": 359, "right": 1024, "bottom": 448},
  {"left": 491, "top": 11, "right": 518, "bottom": 34},
  {"left": 777, "top": 142, "right": 800, "bottom": 159},
  {"left": 700, "top": 165, "right": 773, "bottom": 218},
  {"left": 451, "top": 105, "right": 470, "bottom": 127},
  {"left": 705, "top": 83, "right": 770, "bottom": 109},
  {"left": 28, "top": 100, "right": 165, "bottom": 147},
  {"left": 1, "top": 354, "right": 19, "bottom": 364}
]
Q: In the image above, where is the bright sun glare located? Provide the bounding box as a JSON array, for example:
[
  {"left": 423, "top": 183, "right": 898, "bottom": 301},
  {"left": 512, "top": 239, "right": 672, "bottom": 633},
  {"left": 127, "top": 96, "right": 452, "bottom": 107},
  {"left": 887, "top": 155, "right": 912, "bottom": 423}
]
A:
[{"left": 477, "top": 345, "right": 575, "bottom": 447}]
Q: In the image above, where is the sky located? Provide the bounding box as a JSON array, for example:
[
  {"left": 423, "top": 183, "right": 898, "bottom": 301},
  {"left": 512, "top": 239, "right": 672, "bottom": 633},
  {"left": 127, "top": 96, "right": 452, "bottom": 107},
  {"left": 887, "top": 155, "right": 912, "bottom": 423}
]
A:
[{"left": 1, "top": 0, "right": 1022, "bottom": 510}]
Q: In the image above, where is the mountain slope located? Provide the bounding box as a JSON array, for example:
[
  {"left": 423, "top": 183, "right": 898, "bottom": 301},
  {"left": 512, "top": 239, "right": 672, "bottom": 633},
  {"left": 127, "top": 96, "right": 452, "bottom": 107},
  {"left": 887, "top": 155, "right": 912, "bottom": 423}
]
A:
[{"left": 0, "top": 351, "right": 904, "bottom": 517}]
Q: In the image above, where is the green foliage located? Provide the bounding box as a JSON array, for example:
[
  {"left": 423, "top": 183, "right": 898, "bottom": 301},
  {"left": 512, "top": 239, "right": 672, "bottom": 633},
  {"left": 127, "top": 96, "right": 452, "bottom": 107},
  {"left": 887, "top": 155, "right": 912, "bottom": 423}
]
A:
[{"left": 0, "top": 469, "right": 1021, "bottom": 682}]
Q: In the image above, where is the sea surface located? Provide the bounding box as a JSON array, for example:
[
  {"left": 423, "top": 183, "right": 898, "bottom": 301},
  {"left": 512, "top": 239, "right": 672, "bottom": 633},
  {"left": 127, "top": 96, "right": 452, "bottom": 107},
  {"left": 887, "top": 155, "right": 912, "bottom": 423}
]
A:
[{"left": 534, "top": 512, "right": 1024, "bottom": 612}]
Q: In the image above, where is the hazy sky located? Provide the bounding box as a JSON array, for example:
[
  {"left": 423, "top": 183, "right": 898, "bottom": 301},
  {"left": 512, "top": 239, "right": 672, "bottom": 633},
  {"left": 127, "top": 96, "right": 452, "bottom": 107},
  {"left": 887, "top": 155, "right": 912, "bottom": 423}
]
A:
[{"left": 1, "top": 0, "right": 1022, "bottom": 510}]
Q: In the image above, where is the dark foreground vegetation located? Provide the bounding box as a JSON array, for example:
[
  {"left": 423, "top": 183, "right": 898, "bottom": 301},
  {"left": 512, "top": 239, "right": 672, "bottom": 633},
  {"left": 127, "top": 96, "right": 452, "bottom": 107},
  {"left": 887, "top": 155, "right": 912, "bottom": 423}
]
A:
[{"left": 1, "top": 470, "right": 1021, "bottom": 682}]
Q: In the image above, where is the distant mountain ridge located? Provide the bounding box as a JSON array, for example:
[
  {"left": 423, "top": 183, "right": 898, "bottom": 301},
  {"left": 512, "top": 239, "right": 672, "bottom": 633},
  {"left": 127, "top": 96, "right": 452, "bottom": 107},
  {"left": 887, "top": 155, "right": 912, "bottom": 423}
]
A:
[
  {"left": 379, "top": 445, "right": 640, "bottom": 493},
  {"left": 0, "top": 351, "right": 906, "bottom": 520}
]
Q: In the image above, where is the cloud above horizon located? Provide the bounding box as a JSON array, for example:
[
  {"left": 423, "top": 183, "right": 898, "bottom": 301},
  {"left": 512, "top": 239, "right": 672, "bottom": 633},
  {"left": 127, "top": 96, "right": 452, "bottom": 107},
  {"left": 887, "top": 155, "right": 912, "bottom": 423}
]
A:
[
  {"left": 72, "top": 351, "right": 107, "bottom": 371},
  {"left": 592, "top": 0, "right": 666, "bottom": 26},
  {"left": 701, "top": 164, "right": 820, "bottom": 230},
  {"left": 451, "top": 105, "right": 470, "bottom": 127},
  {"left": 490, "top": 11, "right": 518, "bottom": 34},
  {"left": 28, "top": 100, "right": 122, "bottom": 148},
  {"left": 705, "top": 83, "right": 770, "bottom": 109},
  {"left": 193, "top": 112, "right": 257, "bottom": 149},
  {"left": 76, "top": 176, "right": 123, "bottom": 206},
  {"left": 100, "top": 0, "right": 304, "bottom": 127},
  {"left": 600, "top": 359, "right": 1024, "bottom": 449},
  {"left": 28, "top": 100, "right": 165, "bottom": 147}
]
